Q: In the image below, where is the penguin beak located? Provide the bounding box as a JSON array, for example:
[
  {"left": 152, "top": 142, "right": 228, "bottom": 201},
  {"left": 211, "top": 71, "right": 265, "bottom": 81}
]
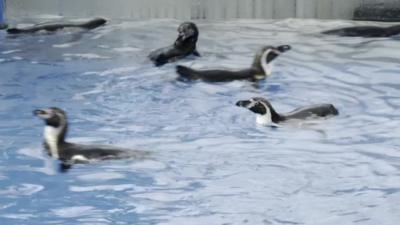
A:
[
  {"left": 276, "top": 45, "right": 291, "bottom": 53},
  {"left": 236, "top": 100, "right": 251, "bottom": 108},
  {"left": 33, "top": 109, "right": 53, "bottom": 119},
  {"left": 265, "top": 46, "right": 290, "bottom": 64}
]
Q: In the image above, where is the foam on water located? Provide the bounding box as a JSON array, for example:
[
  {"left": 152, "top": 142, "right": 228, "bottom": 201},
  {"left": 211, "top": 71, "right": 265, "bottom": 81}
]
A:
[{"left": 0, "top": 18, "right": 399, "bottom": 225}]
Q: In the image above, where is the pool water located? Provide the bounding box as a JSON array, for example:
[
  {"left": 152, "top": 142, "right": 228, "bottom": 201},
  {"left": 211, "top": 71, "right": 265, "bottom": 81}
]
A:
[{"left": 0, "top": 18, "right": 400, "bottom": 225}]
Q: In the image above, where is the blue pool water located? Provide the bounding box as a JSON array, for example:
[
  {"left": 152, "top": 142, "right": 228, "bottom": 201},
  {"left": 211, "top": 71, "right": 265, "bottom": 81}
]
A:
[{"left": 0, "top": 18, "right": 400, "bottom": 225}]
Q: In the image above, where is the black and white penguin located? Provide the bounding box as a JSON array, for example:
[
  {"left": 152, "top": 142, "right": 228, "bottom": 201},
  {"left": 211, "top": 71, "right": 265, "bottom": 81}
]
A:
[
  {"left": 7, "top": 17, "right": 107, "bottom": 34},
  {"left": 175, "top": 45, "right": 291, "bottom": 82},
  {"left": 236, "top": 97, "right": 338, "bottom": 126},
  {"left": 149, "top": 22, "right": 200, "bottom": 66},
  {"left": 33, "top": 107, "right": 147, "bottom": 171},
  {"left": 322, "top": 24, "right": 400, "bottom": 37}
]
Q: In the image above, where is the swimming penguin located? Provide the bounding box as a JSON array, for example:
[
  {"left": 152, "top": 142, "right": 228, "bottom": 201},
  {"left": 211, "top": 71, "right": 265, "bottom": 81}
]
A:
[
  {"left": 236, "top": 97, "right": 338, "bottom": 126},
  {"left": 7, "top": 17, "right": 107, "bottom": 34},
  {"left": 149, "top": 22, "right": 200, "bottom": 66},
  {"left": 175, "top": 45, "right": 291, "bottom": 82},
  {"left": 33, "top": 107, "right": 147, "bottom": 171},
  {"left": 322, "top": 24, "right": 400, "bottom": 37}
]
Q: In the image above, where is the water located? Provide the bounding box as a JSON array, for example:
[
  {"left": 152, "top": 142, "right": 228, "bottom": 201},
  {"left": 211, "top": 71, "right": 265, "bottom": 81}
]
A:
[{"left": 1, "top": 18, "right": 400, "bottom": 225}]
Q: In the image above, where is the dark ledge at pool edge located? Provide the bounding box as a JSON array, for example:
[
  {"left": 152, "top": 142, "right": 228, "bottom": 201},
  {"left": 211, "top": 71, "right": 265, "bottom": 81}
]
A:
[{"left": 353, "top": 4, "right": 400, "bottom": 22}]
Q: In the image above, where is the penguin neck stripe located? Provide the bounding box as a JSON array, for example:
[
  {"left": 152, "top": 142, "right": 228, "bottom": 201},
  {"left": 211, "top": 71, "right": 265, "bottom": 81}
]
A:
[
  {"left": 255, "top": 101, "right": 273, "bottom": 125},
  {"left": 261, "top": 49, "right": 275, "bottom": 76},
  {"left": 43, "top": 118, "right": 66, "bottom": 159}
]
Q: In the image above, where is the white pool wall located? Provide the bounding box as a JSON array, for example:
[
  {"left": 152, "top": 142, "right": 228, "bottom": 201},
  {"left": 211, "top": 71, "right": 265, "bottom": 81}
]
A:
[{"left": 6, "top": 0, "right": 365, "bottom": 20}]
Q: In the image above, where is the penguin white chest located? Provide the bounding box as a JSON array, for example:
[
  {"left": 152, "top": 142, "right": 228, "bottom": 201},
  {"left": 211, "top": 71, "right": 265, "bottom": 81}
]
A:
[
  {"left": 260, "top": 49, "right": 274, "bottom": 76},
  {"left": 44, "top": 126, "right": 61, "bottom": 159},
  {"left": 255, "top": 103, "right": 273, "bottom": 125},
  {"left": 256, "top": 114, "right": 272, "bottom": 125}
]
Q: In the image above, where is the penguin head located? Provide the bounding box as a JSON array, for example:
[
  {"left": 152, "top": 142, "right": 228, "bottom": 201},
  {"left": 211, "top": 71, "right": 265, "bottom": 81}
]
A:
[
  {"left": 264, "top": 45, "right": 291, "bottom": 63},
  {"left": 236, "top": 97, "right": 270, "bottom": 115},
  {"left": 85, "top": 17, "right": 107, "bottom": 29},
  {"left": 33, "top": 107, "right": 67, "bottom": 128},
  {"left": 253, "top": 45, "right": 291, "bottom": 76},
  {"left": 236, "top": 97, "right": 281, "bottom": 125},
  {"left": 176, "top": 22, "right": 199, "bottom": 43}
]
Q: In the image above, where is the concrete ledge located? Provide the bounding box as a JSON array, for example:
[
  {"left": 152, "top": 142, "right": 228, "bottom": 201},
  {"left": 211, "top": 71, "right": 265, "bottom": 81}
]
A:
[{"left": 354, "top": 4, "right": 400, "bottom": 22}]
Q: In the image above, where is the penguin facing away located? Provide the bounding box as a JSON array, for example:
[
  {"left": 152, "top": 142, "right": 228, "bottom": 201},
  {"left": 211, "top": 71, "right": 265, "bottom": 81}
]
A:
[{"left": 149, "top": 22, "right": 200, "bottom": 66}]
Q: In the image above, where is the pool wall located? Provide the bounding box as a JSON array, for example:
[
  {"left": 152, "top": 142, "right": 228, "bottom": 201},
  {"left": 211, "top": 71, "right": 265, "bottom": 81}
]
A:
[
  {"left": 5, "top": 0, "right": 400, "bottom": 21},
  {"left": 6, "top": 0, "right": 364, "bottom": 20},
  {"left": 0, "top": 0, "right": 5, "bottom": 25}
]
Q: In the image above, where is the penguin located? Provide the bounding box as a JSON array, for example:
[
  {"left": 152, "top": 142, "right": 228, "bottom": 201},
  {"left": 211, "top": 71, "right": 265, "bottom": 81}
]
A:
[
  {"left": 175, "top": 45, "right": 291, "bottom": 82},
  {"left": 236, "top": 97, "right": 338, "bottom": 126},
  {"left": 149, "top": 22, "right": 200, "bottom": 66},
  {"left": 322, "top": 24, "right": 400, "bottom": 37},
  {"left": 7, "top": 17, "right": 107, "bottom": 34},
  {"left": 33, "top": 107, "right": 148, "bottom": 172}
]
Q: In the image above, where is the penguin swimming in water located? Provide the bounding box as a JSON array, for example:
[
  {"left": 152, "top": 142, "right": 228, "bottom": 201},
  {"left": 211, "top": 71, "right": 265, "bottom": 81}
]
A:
[
  {"left": 7, "top": 17, "right": 107, "bottom": 34},
  {"left": 33, "top": 107, "right": 148, "bottom": 172},
  {"left": 149, "top": 22, "right": 200, "bottom": 66},
  {"left": 175, "top": 45, "right": 291, "bottom": 82},
  {"left": 236, "top": 97, "right": 338, "bottom": 126},
  {"left": 322, "top": 24, "right": 400, "bottom": 37}
]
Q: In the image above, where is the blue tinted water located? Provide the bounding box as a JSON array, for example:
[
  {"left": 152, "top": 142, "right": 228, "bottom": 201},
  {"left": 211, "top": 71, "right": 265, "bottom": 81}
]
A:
[{"left": 0, "top": 18, "right": 400, "bottom": 225}]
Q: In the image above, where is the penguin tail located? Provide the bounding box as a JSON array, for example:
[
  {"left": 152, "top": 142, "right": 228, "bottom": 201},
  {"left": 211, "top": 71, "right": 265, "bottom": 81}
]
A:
[
  {"left": 192, "top": 49, "right": 201, "bottom": 57},
  {"left": 7, "top": 28, "right": 22, "bottom": 34},
  {"left": 176, "top": 65, "right": 197, "bottom": 80}
]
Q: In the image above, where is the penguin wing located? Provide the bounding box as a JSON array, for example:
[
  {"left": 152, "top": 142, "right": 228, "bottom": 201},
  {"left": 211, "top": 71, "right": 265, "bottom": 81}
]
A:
[
  {"left": 176, "top": 65, "right": 257, "bottom": 82},
  {"left": 284, "top": 104, "right": 338, "bottom": 120}
]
